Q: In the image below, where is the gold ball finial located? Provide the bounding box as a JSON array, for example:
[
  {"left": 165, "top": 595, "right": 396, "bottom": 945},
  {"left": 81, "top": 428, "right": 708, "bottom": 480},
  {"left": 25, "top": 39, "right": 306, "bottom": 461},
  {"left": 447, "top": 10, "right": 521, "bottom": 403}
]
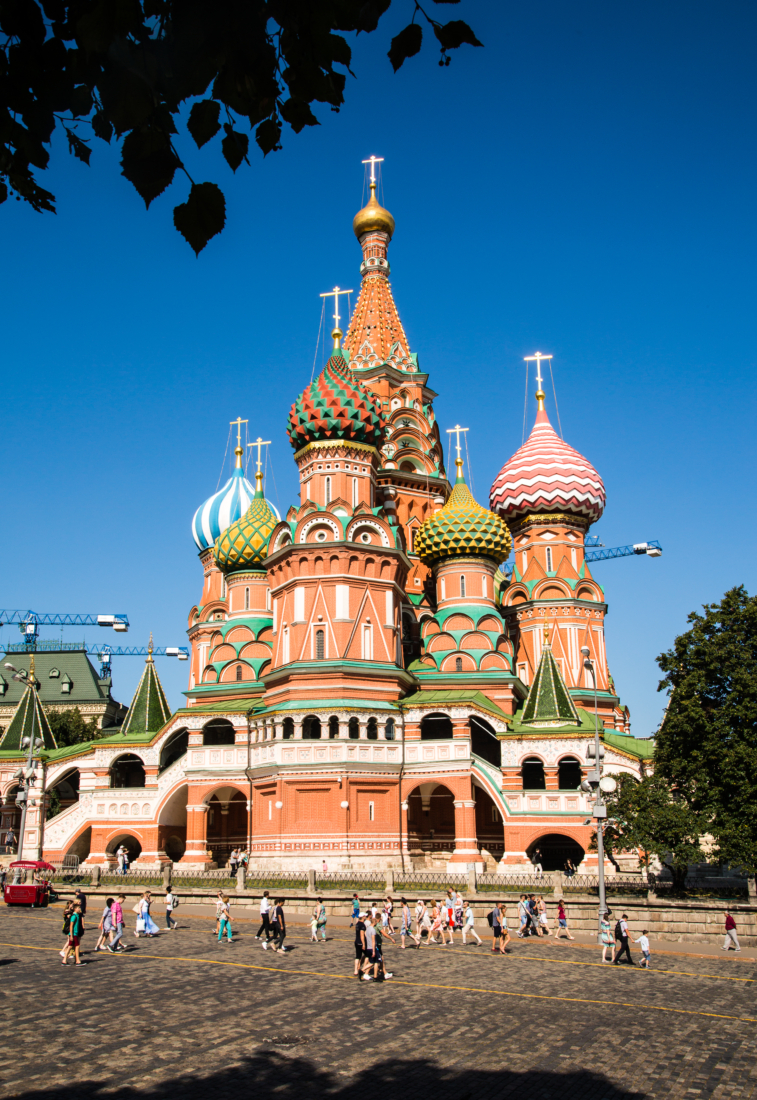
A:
[{"left": 353, "top": 182, "right": 395, "bottom": 240}]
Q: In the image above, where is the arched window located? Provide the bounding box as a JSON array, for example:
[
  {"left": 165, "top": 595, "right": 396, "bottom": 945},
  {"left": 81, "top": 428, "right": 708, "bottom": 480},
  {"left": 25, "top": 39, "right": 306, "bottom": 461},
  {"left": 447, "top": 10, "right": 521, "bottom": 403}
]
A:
[
  {"left": 159, "top": 728, "right": 188, "bottom": 771},
  {"left": 558, "top": 757, "right": 582, "bottom": 790},
  {"left": 455, "top": 656, "right": 463, "bottom": 673},
  {"left": 325, "top": 476, "right": 331, "bottom": 504},
  {"left": 385, "top": 717, "right": 395, "bottom": 740},
  {"left": 460, "top": 575, "right": 466, "bottom": 597},
  {"left": 367, "top": 717, "right": 378, "bottom": 740},
  {"left": 283, "top": 717, "right": 294, "bottom": 739},
  {"left": 109, "top": 754, "right": 146, "bottom": 789},
  {"left": 203, "top": 719, "right": 235, "bottom": 746},
  {"left": 235, "top": 664, "right": 242, "bottom": 682},
  {"left": 420, "top": 713, "right": 453, "bottom": 740},
  {"left": 521, "top": 757, "right": 546, "bottom": 790},
  {"left": 244, "top": 587, "right": 250, "bottom": 610},
  {"left": 352, "top": 478, "right": 358, "bottom": 507},
  {"left": 348, "top": 717, "right": 360, "bottom": 739},
  {"left": 303, "top": 715, "right": 321, "bottom": 739},
  {"left": 546, "top": 546, "right": 553, "bottom": 572},
  {"left": 329, "top": 716, "right": 339, "bottom": 739},
  {"left": 315, "top": 629, "right": 325, "bottom": 659}
]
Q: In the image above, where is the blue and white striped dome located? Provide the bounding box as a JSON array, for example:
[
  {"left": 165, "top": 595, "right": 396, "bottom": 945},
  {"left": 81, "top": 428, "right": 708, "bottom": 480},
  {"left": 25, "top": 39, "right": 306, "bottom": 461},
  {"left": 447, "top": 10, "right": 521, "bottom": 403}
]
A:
[{"left": 192, "top": 465, "right": 256, "bottom": 551}]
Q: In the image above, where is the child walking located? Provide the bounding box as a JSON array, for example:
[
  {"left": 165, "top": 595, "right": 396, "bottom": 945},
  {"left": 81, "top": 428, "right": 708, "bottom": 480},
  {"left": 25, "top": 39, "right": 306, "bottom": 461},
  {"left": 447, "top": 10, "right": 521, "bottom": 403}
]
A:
[{"left": 634, "top": 930, "right": 651, "bottom": 968}]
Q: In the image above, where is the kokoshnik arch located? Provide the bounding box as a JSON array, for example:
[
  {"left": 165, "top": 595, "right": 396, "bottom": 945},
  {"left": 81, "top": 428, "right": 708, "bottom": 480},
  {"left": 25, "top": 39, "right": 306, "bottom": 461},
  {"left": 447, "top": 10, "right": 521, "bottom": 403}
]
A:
[{"left": 0, "top": 165, "right": 653, "bottom": 873}]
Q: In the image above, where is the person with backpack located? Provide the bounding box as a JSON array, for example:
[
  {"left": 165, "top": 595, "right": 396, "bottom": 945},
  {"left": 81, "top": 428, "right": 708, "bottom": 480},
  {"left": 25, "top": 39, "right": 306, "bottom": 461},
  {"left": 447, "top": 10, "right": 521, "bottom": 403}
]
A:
[
  {"left": 59, "top": 901, "right": 74, "bottom": 958},
  {"left": 165, "top": 886, "right": 178, "bottom": 929},
  {"left": 62, "top": 903, "right": 85, "bottom": 965},
  {"left": 613, "top": 913, "right": 635, "bottom": 965}
]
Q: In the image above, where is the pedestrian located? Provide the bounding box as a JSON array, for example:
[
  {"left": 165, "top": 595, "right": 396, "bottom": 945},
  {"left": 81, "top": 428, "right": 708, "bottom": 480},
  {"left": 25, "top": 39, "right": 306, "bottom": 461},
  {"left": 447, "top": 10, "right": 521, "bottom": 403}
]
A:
[
  {"left": 164, "top": 886, "right": 178, "bottom": 929},
  {"left": 415, "top": 898, "right": 429, "bottom": 945},
  {"left": 315, "top": 896, "right": 327, "bottom": 941},
  {"left": 322, "top": 859, "right": 328, "bottom": 873},
  {"left": 400, "top": 898, "right": 417, "bottom": 948},
  {"left": 461, "top": 900, "right": 482, "bottom": 945},
  {"left": 634, "top": 929, "right": 651, "bottom": 968},
  {"left": 4, "top": 827, "right": 16, "bottom": 854},
  {"left": 95, "top": 896, "right": 115, "bottom": 952},
  {"left": 354, "top": 910, "right": 368, "bottom": 977},
  {"left": 59, "top": 900, "right": 74, "bottom": 958},
  {"left": 723, "top": 910, "right": 741, "bottom": 952},
  {"left": 427, "top": 900, "right": 444, "bottom": 945},
  {"left": 135, "top": 890, "right": 160, "bottom": 938},
  {"left": 310, "top": 907, "right": 319, "bottom": 942},
  {"left": 217, "top": 895, "right": 233, "bottom": 943},
  {"left": 613, "top": 913, "right": 635, "bottom": 965},
  {"left": 122, "top": 846, "right": 130, "bottom": 873},
  {"left": 442, "top": 891, "right": 455, "bottom": 944},
  {"left": 108, "top": 895, "right": 126, "bottom": 953},
  {"left": 453, "top": 889, "right": 464, "bottom": 930},
  {"left": 382, "top": 896, "right": 396, "bottom": 943},
  {"left": 116, "top": 845, "right": 125, "bottom": 874},
  {"left": 349, "top": 892, "right": 360, "bottom": 928},
  {"left": 489, "top": 901, "right": 502, "bottom": 953},
  {"left": 229, "top": 849, "right": 239, "bottom": 875},
  {"left": 497, "top": 902, "right": 511, "bottom": 953},
  {"left": 62, "top": 903, "right": 85, "bottom": 965},
  {"left": 531, "top": 848, "right": 543, "bottom": 876},
  {"left": 555, "top": 899, "right": 575, "bottom": 941},
  {"left": 361, "top": 915, "right": 377, "bottom": 980},
  {"left": 269, "top": 898, "right": 287, "bottom": 952},
  {"left": 212, "top": 889, "right": 224, "bottom": 936},
  {"left": 600, "top": 909, "right": 614, "bottom": 962},
  {"left": 537, "top": 895, "right": 551, "bottom": 936},
  {"left": 369, "top": 920, "right": 393, "bottom": 982},
  {"left": 0, "top": 864, "right": 6, "bottom": 890},
  {"left": 74, "top": 887, "right": 87, "bottom": 920},
  {"left": 517, "top": 894, "right": 528, "bottom": 937},
  {"left": 256, "top": 890, "right": 273, "bottom": 941}
]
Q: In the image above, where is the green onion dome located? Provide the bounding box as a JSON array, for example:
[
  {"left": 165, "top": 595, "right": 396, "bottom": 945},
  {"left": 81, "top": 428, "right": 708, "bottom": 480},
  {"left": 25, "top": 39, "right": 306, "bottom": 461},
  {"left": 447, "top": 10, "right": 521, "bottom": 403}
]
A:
[
  {"left": 415, "top": 459, "right": 512, "bottom": 566},
  {"left": 213, "top": 472, "right": 279, "bottom": 573},
  {"left": 287, "top": 349, "right": 386, "bottom": 451}
]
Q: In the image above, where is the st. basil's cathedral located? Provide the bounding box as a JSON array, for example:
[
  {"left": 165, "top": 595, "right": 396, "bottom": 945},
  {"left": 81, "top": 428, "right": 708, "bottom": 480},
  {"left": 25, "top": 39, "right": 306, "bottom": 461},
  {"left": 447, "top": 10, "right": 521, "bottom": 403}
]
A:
[{"left": 2, "top": 167, "right": 653, "bottom": 874}]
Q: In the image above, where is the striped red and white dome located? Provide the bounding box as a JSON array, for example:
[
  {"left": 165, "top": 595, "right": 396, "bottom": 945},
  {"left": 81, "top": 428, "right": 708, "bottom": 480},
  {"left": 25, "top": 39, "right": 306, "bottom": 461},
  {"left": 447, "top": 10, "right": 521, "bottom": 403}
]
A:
[{"left": 489, "top": 406, "right": 605, "bottom": 523}]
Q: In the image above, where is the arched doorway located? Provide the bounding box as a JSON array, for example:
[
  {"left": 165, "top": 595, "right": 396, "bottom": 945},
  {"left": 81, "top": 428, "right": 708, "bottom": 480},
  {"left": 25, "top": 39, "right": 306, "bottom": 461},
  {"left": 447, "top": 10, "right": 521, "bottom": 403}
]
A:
[
  {"left": 158, "top": 784, "right": 188, "bottom": 864},
  {"left": 160, "top": 728, "right": 189, "bottom": 771},
  {"left": 420, "top": 713, "right": 453, "bottom": 740},
  {"left": 470, "top": 716, "right": 500, "bottom": 767},
  {"left": 65, "top": 826, "right": 91, "bottom": 864},
  {"left": 109, "top": 754, "right": 146, "bottom": 788},
  {"left": 527, "top": 833, "right": 585, "bottom": 873},
  {"left": 105, "top": 832, "right": 142, "bottom": 864},
  {"left": 474, "top": 785, "right": 504, "bottom": 861},
  {"left": 406, "top": 783, "right": 456, "bottom": 856},
  {"left": 46, "top": 768, "right": 80, "bottom": 820},
  {"left": 206, "top": 787, "right": 248, "bottom": 866},
  {"left": 203, "top": 719, "right": 235, "bottom": 746},
  {"left": 1, "top": 786, "right": 22, "bottom": 844}
]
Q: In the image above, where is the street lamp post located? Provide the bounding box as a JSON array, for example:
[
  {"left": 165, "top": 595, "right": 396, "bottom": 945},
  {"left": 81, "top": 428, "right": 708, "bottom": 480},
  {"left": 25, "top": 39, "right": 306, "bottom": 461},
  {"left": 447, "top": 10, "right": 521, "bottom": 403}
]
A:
[
  {"left": 5, "top": 657, "right": 45, "bottom": 861},
  {"left": 580, "top": 645, "right": 607, "bottom": 941}
]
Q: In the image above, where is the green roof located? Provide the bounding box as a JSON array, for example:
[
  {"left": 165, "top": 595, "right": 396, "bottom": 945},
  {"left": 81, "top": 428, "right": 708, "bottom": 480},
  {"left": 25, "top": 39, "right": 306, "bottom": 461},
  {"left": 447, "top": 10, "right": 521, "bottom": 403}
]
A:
[
  {"left": 521, "top": 640, "right": 580, "bottom": 727},
  {"left": 399, "top": 689, "right": 509, "bottom": 724},
  {"left": 119, "top": 653, "right": 171, "bottom": 736},
  {"left": 0, "top": 648, "right": 119, "bottom": 708},
  {"left": 0, "top": 683, "right": 57, "bottom": 751},
  {"left": 604, "top": 731, "right": 655, "bottom": 760}
]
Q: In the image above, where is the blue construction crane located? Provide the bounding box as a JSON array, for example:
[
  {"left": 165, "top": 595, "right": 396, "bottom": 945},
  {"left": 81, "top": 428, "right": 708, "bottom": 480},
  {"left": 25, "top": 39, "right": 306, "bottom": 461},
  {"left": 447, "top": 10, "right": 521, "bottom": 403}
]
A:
[
  {"left": 501, "top": 538, "right": 663, "bottom": 578},
  {"left": 2, "top": 639, "right": 189, "bottom": 677},
  {"left": 0, "top": 610, "right": 129, "bottom": 648}
]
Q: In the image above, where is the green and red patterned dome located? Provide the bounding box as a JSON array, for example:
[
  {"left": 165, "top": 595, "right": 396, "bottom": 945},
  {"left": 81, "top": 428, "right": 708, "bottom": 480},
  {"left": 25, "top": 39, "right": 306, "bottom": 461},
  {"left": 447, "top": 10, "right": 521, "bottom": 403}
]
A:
[
  {"left": 287, "top": 349, "right": 386, "bottom": 452},
  {"left": 214, "top": 472, "right": 279, "bottom": 573},
  {"left": 415, "top": 460, "right": 512, "bottom": 566}
]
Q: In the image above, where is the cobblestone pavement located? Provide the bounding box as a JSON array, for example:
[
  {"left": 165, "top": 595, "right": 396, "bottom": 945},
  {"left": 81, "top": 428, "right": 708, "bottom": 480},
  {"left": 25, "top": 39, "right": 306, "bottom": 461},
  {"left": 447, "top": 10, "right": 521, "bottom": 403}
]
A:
[{"left": 1, "top": 905, "right": 756, "bottom": 1100}]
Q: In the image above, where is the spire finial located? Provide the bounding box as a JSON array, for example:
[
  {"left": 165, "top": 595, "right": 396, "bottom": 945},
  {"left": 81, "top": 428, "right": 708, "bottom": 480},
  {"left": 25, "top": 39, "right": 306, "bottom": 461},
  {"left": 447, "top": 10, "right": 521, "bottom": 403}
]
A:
[
  {"left": 525, "top": 351, "right": 552, "bottom": 411},
  {"left": 543, "top": 619, "right": 551, "bottom": 645},
  {"left": 320, "top": 285, "right": 354, "bottom": 350},
  {"left": 147, "top": 633, "right": 154, "bottom": 663},
  {"left": 446, "top": 424, "right": 469, "bottom": 480},
  {"left": 247, "top": 435, "right": 272, "bottom": 494},
  {"left": 28, "top": 653, "right": 35, "bottom": 685},
  {"left": 230, "top": 417, "right": 249, "bottom": 468},
  {"left": 362, "top": 155, "right": 384, "bottom": 188}
]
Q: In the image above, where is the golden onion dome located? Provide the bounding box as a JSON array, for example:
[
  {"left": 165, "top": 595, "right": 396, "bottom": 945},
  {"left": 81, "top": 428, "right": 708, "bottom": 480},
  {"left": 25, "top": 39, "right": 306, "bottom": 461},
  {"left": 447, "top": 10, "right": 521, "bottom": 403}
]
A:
[
  {"left": 415, "top": 460, "right": 512, "bottom": 567},
  {"left": 213, "top": 471, "right": 278, "bottom": 573},
  {"left": 353, "top": 182, "right": 395, "bottom": 240}
]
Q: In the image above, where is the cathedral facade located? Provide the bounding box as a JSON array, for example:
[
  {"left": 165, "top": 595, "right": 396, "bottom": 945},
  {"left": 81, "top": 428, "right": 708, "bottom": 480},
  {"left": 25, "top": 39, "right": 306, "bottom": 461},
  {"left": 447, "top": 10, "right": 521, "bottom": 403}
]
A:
[{"left": 2, "top": 173, "right": 652, "bottom": 873}]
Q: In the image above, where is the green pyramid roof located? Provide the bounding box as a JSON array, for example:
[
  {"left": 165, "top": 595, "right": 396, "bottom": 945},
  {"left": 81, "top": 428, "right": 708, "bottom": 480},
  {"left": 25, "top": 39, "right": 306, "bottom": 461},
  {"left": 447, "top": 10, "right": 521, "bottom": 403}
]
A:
[
  {"left": 120, "top": 647, "right": 171, "bottom": 737},
  {"left": 0, "top": 679, "right": 57, "bottom": 752},
  {"left": 521, "top": 634, "right": 580, "bottom": 727}
]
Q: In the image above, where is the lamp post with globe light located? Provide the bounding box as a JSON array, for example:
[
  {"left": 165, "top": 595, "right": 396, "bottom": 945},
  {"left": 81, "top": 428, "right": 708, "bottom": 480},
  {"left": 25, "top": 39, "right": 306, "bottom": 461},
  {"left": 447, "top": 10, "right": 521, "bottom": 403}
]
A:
[{"left": 4, "top": 657, "right": 46, "bottom": 860}]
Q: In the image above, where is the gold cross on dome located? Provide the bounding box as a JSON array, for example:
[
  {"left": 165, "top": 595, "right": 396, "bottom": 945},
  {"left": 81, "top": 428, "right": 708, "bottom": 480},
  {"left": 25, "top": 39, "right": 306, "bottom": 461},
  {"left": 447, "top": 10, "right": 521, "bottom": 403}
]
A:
[
  {"left": 320, "top": 285, "right": 354, "bottom": 349},
  {"left": 362, "top": 155, "right": 384, "bottom": 185},
  {"left": 247, "top": 436, "right": 272, "bottom": 473},
  {"left": 446, "top": 424, "right": 469, "bottom": 461},
  {"left": 524, "top": 352, "right": 552, "bottom": 392},
  {"left": 229, "top": 417, "right": 249, "bottom": 447}
]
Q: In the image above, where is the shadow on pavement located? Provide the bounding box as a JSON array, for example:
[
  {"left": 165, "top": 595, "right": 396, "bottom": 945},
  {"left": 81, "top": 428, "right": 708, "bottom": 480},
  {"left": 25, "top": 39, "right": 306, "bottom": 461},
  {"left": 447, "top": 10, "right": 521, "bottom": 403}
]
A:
[{"left": 12, "top": 1051, "right": 646, "bottom": 1099}]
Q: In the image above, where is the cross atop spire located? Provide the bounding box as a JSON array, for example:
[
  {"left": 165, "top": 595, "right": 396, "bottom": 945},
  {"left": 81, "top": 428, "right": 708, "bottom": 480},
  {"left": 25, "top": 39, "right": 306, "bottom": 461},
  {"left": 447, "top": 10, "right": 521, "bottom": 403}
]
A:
[
  {"left": 524, "top": 352, "right": 552, "bottom": 411},
  {"left": 446, "top": 424, "right": 469, "bottom": 462},
  {"left": 362, "top": 155, "right": 384, "bottom": 185},
  {"left": 247, "top": 435, "right": 272, "bottom": 473},
  {"left": 320, "top": 285, "right": 354, "bottom": 350},
  {"left": 230, "top": 417, "right": 249, "bottom": 467}
]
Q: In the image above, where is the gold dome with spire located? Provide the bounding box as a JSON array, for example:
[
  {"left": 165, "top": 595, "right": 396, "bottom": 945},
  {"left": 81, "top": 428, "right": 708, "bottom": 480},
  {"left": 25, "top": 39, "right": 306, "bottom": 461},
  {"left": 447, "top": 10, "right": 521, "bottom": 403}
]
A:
[{"left": 353, "top": 180, "right": 395, "bottom": 240}]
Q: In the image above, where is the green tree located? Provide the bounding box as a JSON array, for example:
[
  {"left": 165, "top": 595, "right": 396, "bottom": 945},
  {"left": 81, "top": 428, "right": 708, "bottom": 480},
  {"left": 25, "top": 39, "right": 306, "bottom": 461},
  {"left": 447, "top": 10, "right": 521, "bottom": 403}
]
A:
[
  {"left": 47, "top": 706, "right": 102, "bottom": 747},
  {"left": 596, "top": 773, "right": 705, "bottom": 890},
  {"left": 655, "top": 584, "right": 757, "bottom": 875},
  {"left": 0, "top": 0, "right": 481, "bottom": 253}
]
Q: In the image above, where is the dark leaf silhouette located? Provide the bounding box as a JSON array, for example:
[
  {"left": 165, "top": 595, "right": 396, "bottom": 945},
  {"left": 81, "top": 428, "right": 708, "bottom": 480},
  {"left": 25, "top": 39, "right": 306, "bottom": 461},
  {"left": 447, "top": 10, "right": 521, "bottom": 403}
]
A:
[
  {"left": 434, "top": 19, "right": 483, "bottom": 51},
  {"left": 222, "top": 125, "right": 249, "bottom": 172},
  {"left": 120, "top": 126, "right": 181, "bottom": 208},
  {"left": 188, "top": 100, "right": 222, "bottom": 149},
  {"left": 65, "top": 128, "right": 91, "bottom": 165},
  {"left": 388, "top": 24, "right": 423, "bottom": 72},
  {"left": 173, "top": 181, "right": 226, "bottom": 255}
]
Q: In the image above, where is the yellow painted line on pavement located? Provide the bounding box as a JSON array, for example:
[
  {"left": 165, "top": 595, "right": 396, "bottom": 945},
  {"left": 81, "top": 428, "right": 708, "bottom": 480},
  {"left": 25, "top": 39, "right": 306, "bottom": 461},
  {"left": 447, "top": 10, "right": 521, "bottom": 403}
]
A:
[{"left": 1, "top": 940, "right": 755, "bottom": 1024}]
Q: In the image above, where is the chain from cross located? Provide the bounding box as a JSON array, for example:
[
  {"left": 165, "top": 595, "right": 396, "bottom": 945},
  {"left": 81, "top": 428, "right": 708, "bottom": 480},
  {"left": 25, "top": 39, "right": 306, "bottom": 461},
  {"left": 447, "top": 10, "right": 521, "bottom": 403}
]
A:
[
  {"left": 229, "top": 417, "right": 249, "bottom": 447},
  {"left": 524, "top": 352, "right": 552, "bottom": 392},
  {"left": 247, "top": 436, "right": 272, "bottom": 473},
  {"left": 319, "top": 286, "right": 354, "bottom": 332},
  {"left": 446, "top": 424, "right": 469, "bottom": 461},
  {"left": 362, "top": 155, "right": 384, "bottom": 185}
]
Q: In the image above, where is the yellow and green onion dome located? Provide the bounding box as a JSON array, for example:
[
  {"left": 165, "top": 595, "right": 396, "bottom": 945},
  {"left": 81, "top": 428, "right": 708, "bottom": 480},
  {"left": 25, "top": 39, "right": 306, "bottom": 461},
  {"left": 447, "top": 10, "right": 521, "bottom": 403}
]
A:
[
  {"left": 213, "top": 472, "right": 279, "bottom": 573},
  {"left": 287, "top": 348, "right": 386, "bottom": 452},
  {"left": 415, "top": 460, "right": 512, "bottom": 566}
]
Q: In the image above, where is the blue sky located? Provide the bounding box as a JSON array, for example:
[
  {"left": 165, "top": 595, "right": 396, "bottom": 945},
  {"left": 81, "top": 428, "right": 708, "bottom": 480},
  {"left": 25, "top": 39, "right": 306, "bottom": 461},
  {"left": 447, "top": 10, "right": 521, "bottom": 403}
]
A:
[{"left": 1, "top": 0, "right": 755, "bottom": 734}]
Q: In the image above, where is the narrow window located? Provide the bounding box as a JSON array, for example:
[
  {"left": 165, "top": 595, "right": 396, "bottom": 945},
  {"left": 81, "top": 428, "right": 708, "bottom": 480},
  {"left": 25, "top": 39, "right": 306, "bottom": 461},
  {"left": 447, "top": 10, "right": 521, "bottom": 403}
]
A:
[
  {"left": 546, "top": 546, "right": 553, "bottom": 572},
  {"left": 363, "top": 625, "right": 373, "bottom": 660},
  {"left": 349, "top": 717, "right": 360, "bottom": 739},
  {"left": 385, "top": 718, "right": 395, "bottom": 740},
  {"left": 460, "top": 574, "right": 466, "bottom": 597},
  {"left": 315, "top": 629, "right": 325, "bottom": 659},
  {"left": 282, "top": 628, "right": 290, "bottom": 664},
  {"left": 441, "top": 577, "right": 446, "bottom": 600},
  {"left": 521, "top": 551, "right": 528, "bottom": 574},
  {"left": 352, "top": 477, "right": 358, "bottom": 507},
  {"left": 570, "top": 547, "right": 577, "bottom": 570},
  {"left": 266, "top": 588, "right": 271, "bottom": 611},
  {"left": 244, "top": 587, "right": 250, "bottom": 610},
  {"left": 491, "top": 805, "right": 498, "bottom": 823},
  {"left": 236, "top": 664, "right": 242, "bottom": 682},
  {"left": 482, "top": 574, "right": 488, "bottom": 597},
  {"left": 409, "top": 527, "right": 415, "bottom": 552},
  {"left": 455, "top": 656, "right": 463, "bottom": 673},
  {"left": 325, "top": 476, "right": 331, "bottom": 504},
  {"left": 268, "top": 800, "right": 272, "bottom": 821},
  {"left": 369, "top": 801, "right": 375, "bottom": 822},
  {"left": 221, "top": 576, "right": 227, "bottom": 598}
]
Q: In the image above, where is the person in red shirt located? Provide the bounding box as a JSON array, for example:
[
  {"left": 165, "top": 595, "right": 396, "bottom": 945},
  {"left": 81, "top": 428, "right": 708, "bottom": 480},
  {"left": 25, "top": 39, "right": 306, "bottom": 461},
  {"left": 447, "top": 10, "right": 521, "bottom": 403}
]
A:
[{"left": 723, "top": 910, "right": 741, "bottom": 952}]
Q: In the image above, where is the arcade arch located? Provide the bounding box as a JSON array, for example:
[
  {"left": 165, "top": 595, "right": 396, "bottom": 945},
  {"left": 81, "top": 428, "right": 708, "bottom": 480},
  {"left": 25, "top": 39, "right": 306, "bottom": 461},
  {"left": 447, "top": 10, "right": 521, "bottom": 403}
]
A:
[
  {"left": 160, "top": 728, "right": 189, "bottom": 771},
  {"left": 203, "top": 719, "right": 236, "bottom": 746},
  {"left": 526, "top": 833, "right": 585, "bottom": 873},
  {"left": 109, "top": 754, "right": 146, "bottom": 789},
  {"left": 405, "top": 782, "right": 455, "bottom": 852}
]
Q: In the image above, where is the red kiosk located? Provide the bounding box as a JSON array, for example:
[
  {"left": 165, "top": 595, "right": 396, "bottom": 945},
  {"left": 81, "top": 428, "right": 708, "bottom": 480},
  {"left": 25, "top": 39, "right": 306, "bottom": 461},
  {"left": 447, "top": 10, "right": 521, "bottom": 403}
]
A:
[{"left": 3, "top": 860, "right": 56, "bottom": 907}]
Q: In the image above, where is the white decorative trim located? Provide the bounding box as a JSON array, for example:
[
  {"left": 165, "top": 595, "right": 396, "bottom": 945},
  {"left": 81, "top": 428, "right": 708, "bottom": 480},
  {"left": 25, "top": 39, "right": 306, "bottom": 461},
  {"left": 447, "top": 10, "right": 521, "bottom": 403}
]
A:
[
  {"left": 299, "top": 517, "right": 340, "bottom": 543},
  {"left": 346, "top": 519, "right": 390, "bottom": 547}
]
